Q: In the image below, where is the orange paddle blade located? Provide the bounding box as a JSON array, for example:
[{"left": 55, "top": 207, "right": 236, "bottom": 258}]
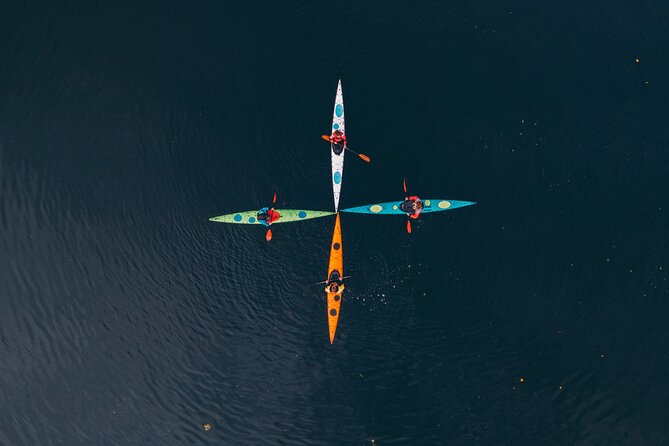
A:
[
  {"left": 406, "top": 220, "right": 412, "bottom": 234},
  {"left": 321, "top": 135, "right": 331, "bottom": 142},
  {"left": 266, "top": 229, "right": 273, "bottom": 241},
  {"left": 358, "top": 153, "right": 371, "bottom": 163}
]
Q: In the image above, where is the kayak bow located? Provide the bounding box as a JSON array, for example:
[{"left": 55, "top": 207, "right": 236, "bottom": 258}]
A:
[
  {"left": 209, "top": 209, "right": 334, "bottom": 224},
  {"left": 330, "top": 80, "right": 345, "bottom": 212},
  {"left": 326, "top": 213, "right": 344, "bottom": 344},
  {"left": 341, "top": 199, "right": 476, "bottom": 215}
]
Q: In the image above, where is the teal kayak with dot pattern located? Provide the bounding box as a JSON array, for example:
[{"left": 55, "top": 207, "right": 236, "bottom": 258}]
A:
[
  {"left": 209, "top": 209, "right": 335, "bottom": 225},
  {"left": 341, "top": 199, "right": 476, "bottom": 215}
]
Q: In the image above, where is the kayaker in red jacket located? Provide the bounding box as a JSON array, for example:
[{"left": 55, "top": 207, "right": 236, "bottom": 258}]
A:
[
  {"left": 257, "top": 207, "right": 280, "bottom": 226},
  {"left": 400, "top": 196, "right": 424, "bottom": 219},
  {"left": 330, "top": 130, "right": 347, "bottom": 147}
]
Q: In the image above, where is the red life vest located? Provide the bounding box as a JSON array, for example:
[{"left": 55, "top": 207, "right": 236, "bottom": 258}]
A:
[
  {"left": 331, "top": 131, "right": 345, "bottom": 143},
  {"left": 266, "top": 209, "right": 280, "bottom": 224},
  {"left": 408, "top": 196, "right": 422, "bottom": 219}
]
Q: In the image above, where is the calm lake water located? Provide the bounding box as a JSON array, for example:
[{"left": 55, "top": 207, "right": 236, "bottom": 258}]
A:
[{"left": 1, "top": 1, "right": 668, "bottom": 444}]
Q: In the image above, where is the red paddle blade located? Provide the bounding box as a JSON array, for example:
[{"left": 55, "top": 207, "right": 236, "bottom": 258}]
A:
[
  {"left": 321, "top": 135, "right": 331, "bottom": 141},
  {"left": 358, "top": 153, "right": 371, "bottom": 163},
  {"left": 403, "top": 178, "right": 407, "bottom": 194},
  {"left": 406, "top": 220, "right": 412, "bottom": 234},
  {"left": 266, "top": 229, "right": 273, "bottom": 241},
  {"left": 272, "top": 192, "right": 277, "bottom": 205}
]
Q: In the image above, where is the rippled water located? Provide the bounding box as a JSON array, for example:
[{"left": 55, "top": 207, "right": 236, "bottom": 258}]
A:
[{"left": 1, "top": 1, "right": 669, "bottom": 444}]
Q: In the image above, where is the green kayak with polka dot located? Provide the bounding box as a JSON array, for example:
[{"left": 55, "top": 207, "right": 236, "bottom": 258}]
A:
[{"left": 209, "top": 209, "right": 335, "bottom": 225}]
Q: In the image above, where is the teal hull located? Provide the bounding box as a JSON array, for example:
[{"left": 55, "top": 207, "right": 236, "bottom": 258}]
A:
[
  {"left": 341, "top": 199, "right": 475, "bottom": 215},
  {"left": 209, "top": 209, "right": 335, "bottom": 225}
]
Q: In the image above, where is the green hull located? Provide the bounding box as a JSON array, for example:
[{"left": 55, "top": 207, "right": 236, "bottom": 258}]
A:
[{"left": 209, "top": 209, "right": 335, "bottom": 225}]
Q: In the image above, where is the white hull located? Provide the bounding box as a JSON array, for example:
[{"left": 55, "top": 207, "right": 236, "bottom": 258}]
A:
[{"left": 330, "top": 80, "right": 345, "bottom": 212}]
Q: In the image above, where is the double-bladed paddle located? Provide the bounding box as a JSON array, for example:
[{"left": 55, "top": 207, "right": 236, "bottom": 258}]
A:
[
  {"left": 321, "top": 135, "right": 371, "bottom": 163},
  {"left": 404, "top": 178, "right": 412, "bottom": 234},
  {"left": 311, "top": 275, "right": 351, "bottom": 286},
  {"left": 265, "top": 192, "right": 277, "bottom": 241}
]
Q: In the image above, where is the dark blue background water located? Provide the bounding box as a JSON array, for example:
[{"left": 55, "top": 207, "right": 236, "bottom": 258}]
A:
[{"left": 1, "top": 1, "right": 668, "bottom": 444}]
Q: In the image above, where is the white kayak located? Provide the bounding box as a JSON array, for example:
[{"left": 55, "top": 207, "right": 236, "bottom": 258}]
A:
[{"left": 330, "top": 79, "right": 345, "bottom": 212}]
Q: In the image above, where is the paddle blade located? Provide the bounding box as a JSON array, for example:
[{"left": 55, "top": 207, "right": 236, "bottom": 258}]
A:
[
  {"left": 358, "top": 153, "right": 371, "bottom": 163},
  {"left": 272, "top": 192, "right": 277, "bottom": 205},
  {"left": 406, "top": 220, "right": 412, "bottom": 234},
  {"left": 266, "top": 229, "right": 273, "bottom": 241},
  {"left": 403, "top": 178, "right": 407, "bottom": 194},
  {"left": 321, "top": 135, "right": 331, "bottom": 142}
]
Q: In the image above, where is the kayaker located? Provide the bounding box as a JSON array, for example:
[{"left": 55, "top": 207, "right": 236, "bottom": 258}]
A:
[
  {"left": 400, "top": 196, "right": 424, "bottom": 219},
  {"left": 325, "top": 270, "right": 345, "bottom": 293},
  {"left": 325, "top": 281, "right": 345, "bottom": 294},
  {"left": 257, "top": 207, "right": 279, "bottom": 226},
  {"left": 330, "top": 130, "right": 347, "bottom": 147}
]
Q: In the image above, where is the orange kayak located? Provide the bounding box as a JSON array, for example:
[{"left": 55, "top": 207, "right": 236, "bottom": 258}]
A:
[{"left": 326, "top": 213, "right": 344, "bottom": 344}]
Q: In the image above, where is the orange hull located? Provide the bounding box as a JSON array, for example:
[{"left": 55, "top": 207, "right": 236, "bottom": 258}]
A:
[{"left": 326, "top": 213, "right": 344, "bottom": 344}]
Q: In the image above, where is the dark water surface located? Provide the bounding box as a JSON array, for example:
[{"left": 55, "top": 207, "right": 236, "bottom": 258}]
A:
[{"left": 2, "top": 1, "right": 669, "bottom": 444}]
